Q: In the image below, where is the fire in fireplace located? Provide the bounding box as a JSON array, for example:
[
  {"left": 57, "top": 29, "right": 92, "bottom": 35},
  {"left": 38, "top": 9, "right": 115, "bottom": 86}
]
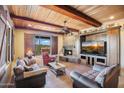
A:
[{"left": 64, "top": 49, "right": 72, "bottom": 56}]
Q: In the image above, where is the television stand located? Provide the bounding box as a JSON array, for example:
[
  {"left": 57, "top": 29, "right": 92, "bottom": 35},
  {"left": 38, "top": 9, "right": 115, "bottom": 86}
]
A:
[
  {"left": 80, "top": 54, "right": 106, "bottom": 66},
  {"left": 59, "top": 55, "right": 80, "bottom": 64}
]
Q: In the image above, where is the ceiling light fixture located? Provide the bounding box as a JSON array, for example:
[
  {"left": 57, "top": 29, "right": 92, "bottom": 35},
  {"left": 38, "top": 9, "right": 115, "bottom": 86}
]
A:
[
  {"left": 109, "top": 16, "right": 114, "bottom": 20},
  {"left": 28, "top": 24, "right": 32, "bottom": 27}
]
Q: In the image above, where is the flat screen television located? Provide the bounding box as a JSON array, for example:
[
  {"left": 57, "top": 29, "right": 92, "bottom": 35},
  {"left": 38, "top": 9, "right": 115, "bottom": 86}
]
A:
[{"left": 81, "top": 41, "right": 106, "bottom": 56}]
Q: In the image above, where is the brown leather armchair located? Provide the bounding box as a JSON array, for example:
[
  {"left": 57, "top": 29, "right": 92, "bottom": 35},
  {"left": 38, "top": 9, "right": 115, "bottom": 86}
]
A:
[{"left": 13, "top": 67, "right": 48, "bottom": 88}]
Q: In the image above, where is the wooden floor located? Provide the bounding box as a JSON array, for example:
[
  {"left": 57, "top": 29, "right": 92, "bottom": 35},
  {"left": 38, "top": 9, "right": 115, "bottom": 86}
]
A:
[{"left": 45, "top": 62, "right": 91, "bottom": 88}]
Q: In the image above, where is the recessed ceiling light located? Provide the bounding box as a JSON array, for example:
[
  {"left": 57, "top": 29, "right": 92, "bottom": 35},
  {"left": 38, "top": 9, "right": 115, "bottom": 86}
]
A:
[
  {"left": 28, "top": 24, "right": 32, "bottom": 27},
  {"left": 109, "top": 16, "right": 114, "bottom": 20}
]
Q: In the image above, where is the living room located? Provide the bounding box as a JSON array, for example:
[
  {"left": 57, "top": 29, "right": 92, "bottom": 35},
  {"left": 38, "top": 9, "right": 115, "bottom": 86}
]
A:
[{"left": 0, "top": 5, "right": 124, "bottom": 88}]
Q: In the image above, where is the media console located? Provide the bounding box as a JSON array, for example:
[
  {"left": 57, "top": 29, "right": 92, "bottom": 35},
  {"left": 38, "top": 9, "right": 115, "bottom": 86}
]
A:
[
  {"left": 80, "top": 54, "right": 107, "bottom": 66},
  {"left": 59, "top": 55, "right": 80, "bottom": 63}
]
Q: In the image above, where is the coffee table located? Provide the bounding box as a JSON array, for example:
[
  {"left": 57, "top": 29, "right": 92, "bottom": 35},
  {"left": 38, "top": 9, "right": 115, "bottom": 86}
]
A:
[{"left": 48, "top": 62, "right": 66, "bottom": 76}]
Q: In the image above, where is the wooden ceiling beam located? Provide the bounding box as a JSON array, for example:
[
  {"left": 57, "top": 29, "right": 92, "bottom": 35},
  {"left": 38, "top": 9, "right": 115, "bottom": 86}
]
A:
[
  {"left": 15, "top": 25, "right": 64, "bottom": 35},
  {"left": 43, "top": 5, "right": 102, "bottom": 27},
  {"left": 10, "top": 13, "right": 79, "bottom": 32}
]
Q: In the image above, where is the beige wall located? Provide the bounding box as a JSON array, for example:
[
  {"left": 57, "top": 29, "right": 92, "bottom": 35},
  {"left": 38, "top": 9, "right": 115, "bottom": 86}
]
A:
[
  {"left": 14, "top": 29, "right": 64, "bottom": 59},
  {"left": 14, "top": 30, "right": 24, "bottom": 59},
  {"left": 58, "top": 35, "right": 63, "bottom": 54}
]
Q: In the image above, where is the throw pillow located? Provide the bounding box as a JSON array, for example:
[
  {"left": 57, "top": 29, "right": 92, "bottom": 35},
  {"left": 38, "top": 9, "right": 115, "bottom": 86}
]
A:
[
  {"left": 17, "top": 59, "right": 26, "bottom": 67},
  {"left": 31, "top": 63, "right": 40, "bottom": 70},
  {"left": 23, "top": 58, "right": 30, "bottom": 66},
  {"left": 26, "top": 58, "right": 36, "bottom": 66}
]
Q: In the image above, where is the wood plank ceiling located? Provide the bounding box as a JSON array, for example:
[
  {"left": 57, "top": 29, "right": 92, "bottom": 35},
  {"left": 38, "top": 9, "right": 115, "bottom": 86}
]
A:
[
  {"left": 71, "top": 5, "right": 124, "bottom": 23},
  {"left": 8, "top": 5, "right": 124, "bottom": 33}
]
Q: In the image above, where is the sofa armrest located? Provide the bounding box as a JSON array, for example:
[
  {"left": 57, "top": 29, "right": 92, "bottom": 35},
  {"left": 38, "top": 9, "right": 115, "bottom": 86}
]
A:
[
  {"left": 93, "top": 64, "right": 107, "bottom": 72},
  {"left": 24, "top": 67, "right": 48, "bottom": 78},
  {"left": 70, "top": 71, "right": 100, "bottom": 88}
]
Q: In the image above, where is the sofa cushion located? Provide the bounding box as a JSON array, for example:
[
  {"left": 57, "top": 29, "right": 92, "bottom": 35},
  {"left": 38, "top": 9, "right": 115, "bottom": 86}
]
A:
[
  {"left": 29, "top": 58, "right": 36, "bottom": 66},
  {"left": 24, "top": 66, "right": 33, "bottom": 71},
  {"left": 24, "top": 57, "right": 36, "bottom": 66},
  {"left": 95, "top": 64, "right": 117, "bottom": 87},
  {"left": 31, "top": 63, "right": 40, "bottom": 70},
  {"left": 35, "top": 56, "right": 44, "bottom": 67},
  {"left": 83, "top": 70, "right": 99, "bottom": 80},
  {"left": 70, "top": 71, "right": 100, "bottom": 88}
]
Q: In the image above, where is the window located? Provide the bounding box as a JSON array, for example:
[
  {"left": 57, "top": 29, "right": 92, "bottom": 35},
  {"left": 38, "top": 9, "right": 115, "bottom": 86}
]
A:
[{"left": 35, "top": 36, "right": 51, "bottom": 55}]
